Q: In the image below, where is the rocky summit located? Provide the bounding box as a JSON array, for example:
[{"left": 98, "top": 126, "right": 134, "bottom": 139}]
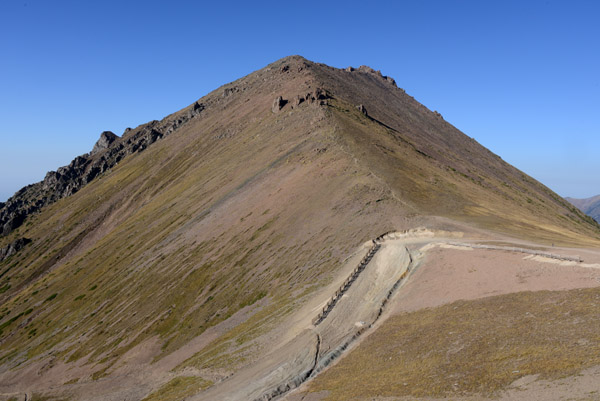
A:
[{"left": 0, "top": 56, "right": 599, "bottom": 401}]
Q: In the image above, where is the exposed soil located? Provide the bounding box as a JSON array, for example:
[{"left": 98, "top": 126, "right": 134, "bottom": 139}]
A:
[
  {"left": 308, "top": 363, "right": 600, "bottom": 400},
  {"left": 190, "top": 232, "right": 414, "bottom": 400},
  {"left": 392, "top": 244, "right": 600, "bottom": 313},
  {"left": 2, "top": 55, "right": 600, "bottom": 401},
  {"left": 2, "top": 229, "right": 600, "bottom": 401},
  {"left": 290, "top": 237, "right": 600, "bottom": 401}
]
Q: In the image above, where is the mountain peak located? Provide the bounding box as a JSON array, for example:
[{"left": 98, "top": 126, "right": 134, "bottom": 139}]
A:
[{"left": 1, "top": 56, "right": 600, "bottom": 401}]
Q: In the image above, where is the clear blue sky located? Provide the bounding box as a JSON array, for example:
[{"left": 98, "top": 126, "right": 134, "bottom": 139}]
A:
[{"left": 1, "top": 0, "right": 599, "bottom": 202}]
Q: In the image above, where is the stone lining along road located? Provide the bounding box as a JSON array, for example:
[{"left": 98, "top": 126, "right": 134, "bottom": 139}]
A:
[
  {"left": 190, "top": 228, "right": 588, "bottom": 401},
  {"left": 192, "top": 229, "right": 419, "bottom": 401}
]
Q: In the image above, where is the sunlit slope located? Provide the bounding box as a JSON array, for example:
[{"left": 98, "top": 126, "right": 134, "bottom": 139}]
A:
[
  {"left": 303, "top": 286, "right": 600, "bottom": 400},
  {"left": 0, "top": 55, "right": 598, "bottom": 386},
  {"left": 310, "top": 61, "right": 600, "bottom": 245},
  {"left": 0, "top": 61, "right": 412, "bottom": 376}
]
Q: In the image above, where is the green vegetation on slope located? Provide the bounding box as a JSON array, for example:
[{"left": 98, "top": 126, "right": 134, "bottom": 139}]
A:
[
  {"left": 328, "top": 97, "right": 600, "bottom": 246},
  {"left": 0, "top": 75, "right": 401, "bottom": 380},
  {"left": 307, "top": 287, "right": 600, "bottom": 399},
  {"left": 141, "top": 376, "right": 212, "bottom": 401},
  {"left": 0, "top": 56, "right": 599, "bottom": 395}
]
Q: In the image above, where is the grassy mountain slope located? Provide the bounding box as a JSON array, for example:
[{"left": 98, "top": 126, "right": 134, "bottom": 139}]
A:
[
  {"left": 310, "top": 62, "right": 600, "bottom": 244},
  {"left": 0, "top": 56, "right": 599, "bottom": 396},
  {"left": 303, "top": 286, "right": 600, "bottom": 400}
]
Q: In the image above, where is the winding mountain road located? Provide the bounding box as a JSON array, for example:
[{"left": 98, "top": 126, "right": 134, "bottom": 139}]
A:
[{"left": 190, "top": 228, "right": 590, "bottom": 401}]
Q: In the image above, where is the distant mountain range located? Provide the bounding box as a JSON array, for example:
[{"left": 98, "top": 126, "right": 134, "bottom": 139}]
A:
[{"left": 566, "top": 195, "right": 600, "bottom": 222}]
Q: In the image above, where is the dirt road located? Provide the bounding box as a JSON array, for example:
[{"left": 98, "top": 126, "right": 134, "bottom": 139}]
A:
[{"left": 191, "top": 228, "right": 600, "bottom": 401}]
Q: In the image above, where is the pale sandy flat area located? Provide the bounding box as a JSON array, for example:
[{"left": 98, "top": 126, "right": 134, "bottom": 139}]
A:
[{"left": 393, "top": 244, "right": 600, "bottom": 314}]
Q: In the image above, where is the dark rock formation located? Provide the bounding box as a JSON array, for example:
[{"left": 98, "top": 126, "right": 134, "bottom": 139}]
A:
[
  {"left": 272, "top": 96, "right": 286, "bottom": 112},
  {"left": 0, "top": 100, "right": 205, "bottom": 237},
  {"left": 223, "top": 87, "right": 238, "bottom": 98},
  {"left": 314, "top": 88, "right": 328, "bottom": 100},
  {"left": 300, "top": 88, "right": 332, "bottom": 106},
  {"left": 0, "top": 237, "right": 31, "bottom": 261},
  {"left": 187, "top": 102, "right": 204, "bottom": 119},
  {"left": 385, "top": 76, "right": 397, "bottom": 87},
  {"left": 357, "top": 104, "right": 368, "bottom": 116},
  {"left": 350, "top": 65, "right": 397, "bottom": 87},
  {"left": 91, "top": 131, "right": 118, "bottom": 155},
  {"left": 358, "top": 65, "right": 380, "bottom": 75}
]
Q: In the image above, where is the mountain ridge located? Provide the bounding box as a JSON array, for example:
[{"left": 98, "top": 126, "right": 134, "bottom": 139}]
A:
[
  {"left": 1, "top": 55, "right": 599, "bottom": 400},
  {"left": 0, "top": 97, "right": 205, "bottom": 237},
  {"left": 566, "top": 195, "right": 600, "bottom": 222},
  {"left": 2, "top": 55, "right": 598, "bottom": 242}
]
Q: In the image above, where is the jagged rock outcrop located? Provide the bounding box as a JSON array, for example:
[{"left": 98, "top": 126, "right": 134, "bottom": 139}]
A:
[
  {"left": 0, "top": 237, "right": 31, "bottom": 261},
  {"left": 272, "top": 96, "right": 286, "bottom": 112},
  {"left": 222, "top": 87, "right": 238, "bottom": 98},
  {"left": 344, "top": 65, "right": 397, "bottom": 87},
  {"left": 357, "top": 104, "right": 368, "bottom": 116},
  {"left": 278, "top": 87, "right": 332, "bottom": 111},
  {"left": 0, "top": 100, "right": 205, "bottom": 237},
  {"left": 91, "top": 131, "right": 119, "bottom": 155},
  {"left": 293, "top": 88, "right": 332, "bottom": 107}
]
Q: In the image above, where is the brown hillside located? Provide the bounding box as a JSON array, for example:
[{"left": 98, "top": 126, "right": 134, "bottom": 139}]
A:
[{"left": 0, "top": 56, "right": 598, "bottom": 400}]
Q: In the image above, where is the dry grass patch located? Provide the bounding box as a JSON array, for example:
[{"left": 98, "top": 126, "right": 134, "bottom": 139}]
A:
[
  {"left": 141, "top": 376, "right": 212, "bottom": 401},
  {"left": 30, "top": 394, "right": 69, "bottom": 401},
  {"left": 178, "top": 294, "right": 299, "bottom": 371},
  {"left": 307, "top": 287, "right": 600, "bottom": 399}
]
